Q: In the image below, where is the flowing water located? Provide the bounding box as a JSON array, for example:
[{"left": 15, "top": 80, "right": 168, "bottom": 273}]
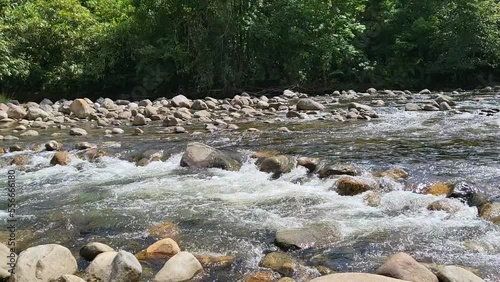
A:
[{"left": 1, "top": 91, "right": 500, "bottom": 281}]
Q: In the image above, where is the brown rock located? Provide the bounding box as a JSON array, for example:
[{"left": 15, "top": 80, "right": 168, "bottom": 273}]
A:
[
  {"left": 479, "top": 202, "right": 500, "bottom": 224},
  {"left": 335, "top": 176, "right": 378, "bottom": 196},
  {"left": 376, "top": 252, "right": 438, "bottom": 282},
  {"left": 427, "top": 199, "right": 459, "bottom": 213},
  {"left": 425, "top": 182, "right": 453, "bottom": 196},
  {"left": 310, "top": 273, "right": 411, "bottom": 282},
  {"left": 10, "top": 155, "right": 30, "bottom": 166},
  {"left": 50, "top": 151, "right": 71, "bottom": 166},
  {"left": 136, "top": 238, "right": 180, "bottom": 261},
  {"left": 148, "top": 222, "right": 181, "bottom": 240},
  {"left": 318, "top": 164, "right": 360, "bottom": 178},
  {"left": 297, "top": 157, "right": 320, "bottom": 173},
  {"left": 244, "top": 270, "right": 278, "bottom": 282},
  {"left": 258, "top": 252, "right": 296, "bottom": 277},
  {"left": 364, "top": 192, "right": 382, "bottom": 207},
  {"left": 251, "top": 150, "right": 281, "bottom": 159},
  {"left": 373, "top": 168, "right": 409, "bottom": 180},
  {"left": 194, "top": 254, "right": 235, "bottom": 269}
]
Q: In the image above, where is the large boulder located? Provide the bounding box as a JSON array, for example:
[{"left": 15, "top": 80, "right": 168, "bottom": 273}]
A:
[
  {"left": 109, "top": 250, "right": 142, "bottom": 282},
  {"left": 83, "top": 251, "right": 118, "bottom": 281},
  {"left": 10, "top": 244, "right": 77, "bottom": 282},
  {"left": 376, "top": 252, "right": 438, "bottom": 282},
  {"left": 435, "top": 265, "right": 485, "bottom": 282},
  {"left": 136, "top": 238, "right": 180, "bottom": 261},
  {"left": 180, "top": 142, "right": 241, "bottom": 171},
  {"left": 425, "top": 182, "right": 453, "bottom": 196},
  {"left": 275, "top": 224, "right": 340, "bottom": 250},
  {"left": 479, "top": 200, "right": 500, "bottom": 224},
  {"left": 26, "top": 107, "right": 50, "bottom": 120},
  {"left": 256, "top": 155, "right": 295, "bottom": 178},
  {"left": 153, "top": 251, "right": 203, "bottom": 282},
  {"left": 50, "top": 151, "right": 71, "bottom": 166},
  {"left": 7, "top": 104, "right": 27, "bottom": 119},
  {"left": 318, "top": 164, "right": 360, "bottom": 178},
  {"left": 171, "top": 95, "right": 192, "bottom": 108},
  {"left": 69, "top": 99, "right": 92, "bottom": 119},
  {"left": 296, "top": 99, "right": 325, "bottom": 111},
  {"left": 80, "top": 242, "right": 115, "bottom": 261},
  {"left": 310, "top": 273, "right": 411, "bottom": 282},
  {"left": 335, "top": 176, "right": 378, "bottom": 196}
]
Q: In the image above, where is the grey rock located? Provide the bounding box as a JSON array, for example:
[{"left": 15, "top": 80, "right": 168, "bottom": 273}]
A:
[
  {"left": 69, "top": 127, "right": 88, "bottom": 136},
  {"left": 296, "top": 99, "right": 325, "bottom": 111},
  {"left": 180, "top": 142, "right": 241, "bottom": 171},
  {"left": 153, "top": 252, "right": 203, "bottom": 282},
  {"left": 80, "top": 242, "right": 115, "bottom": 262},
  {"left": 376, "top": 252, "right": 438, "bottom": 282},
  {"left": 109, "top": 250, "right": 142, "bottom": 282},
  {"left": 275, "top": 224, "right": 341, "bottom": 250},
  {"left": 436, "top": 265, "right": 485, "bottom": 282}
]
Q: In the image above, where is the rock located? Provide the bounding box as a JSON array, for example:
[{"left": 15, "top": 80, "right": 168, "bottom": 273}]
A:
[
  {"left": 133, "top": 114, "right": 147, "bottom": 126},
  {"left": 45, "top": 140, "right": 62, "bottom": 151},
  {"left": 138, "top": 99, "right": 152, "bottom": 107},
  {"left": 364, "top": 191, "right": 382, "bottom": 207},
  {"left": 318, "top": 164, "right": 360, "bottom": 178},
  {"left": 69, "top": 127, "right": 88, "bottom": 136},
  {"left": 50, "top": 151, "right": 71, "bottom": 166},
  {"left": 27, "top": 107, "right": 50, "bottom": 120},
  {"left": 435, "top": 94, "right": 455, "bottom": 106},
  {"left": 427, "top": 199, "right": 460, "bottom": 213},
  {"left": 180, "top": 142, "right": 241, "bottom": 171},
  {"left": 111, "top": 128, "right": 124, "bottom": 134},
  {"left": 109, "top": 250, "right": 142, "bottom": 282},
  {"left": 174, "top": 126, "right": 186, "bottom": 133},
  {"left": 286, "top": 111, "right": 302, "bottom": 118},
  {"left": 256, "top": 155, "right": 295, "bottom": 177},
  {"left": 419, "top": 89, "right": 432, "bottom": 94},
  {"left": 372, "top": 168, "right": 409, "bottom": 180},
  {"left": 275, "top": 224, "right": 340, "bottom": 250},
  {"left": 83, "top": 251, "right": 118, "bottom": 281},
  {"left": 0, "top": 243, "right": 13, "bottom": 280},
  {"left": 259, "top": 252, "right": 296, "bottom": 277},
  {"left": 163, "top": 116, "right": 180, "bottom": 127},
  {"left": 75, "top": 142, "right": 95, "bottom": 150},
  {"left": 0, "top": 110, "right": 7, "bottom": 120},
  {"left": 136, "top": 238, "right": 180, "bottom": 261},
  {"left": 244, "top": 270, "right": 277, "bottom": 282},
  {"left": 70, "top": 99, "right": 92, "bottom": 119},
  {"left": 133, "top": 128, "right": 144, "bottom": 135},
  {"left": 192, "top": 100, "right": 208, "bottom": 110},
  {"left": 425, "top": 182, "right": 453, "bottom": 196},
  {"left": 405, "top": 103, "right": 420, "bottom": 111},
  {"left": 173, "top": 109, "right": 191, "bottom": 120},
  {"left": 283, "top": 89, "right": 298, "bottom": 98},
  {"left": 367, "top": 88, "right": 378, "bottom": 94},
  {"left": 479, "top": 201, "right": 500, "bottom": 224},
  {"left": 310, "top": 273, "right": 410, "bottom": 282},
  {"left": 376, "top": 252, "right": 438, "bottom": 282},
  {"left": 148, "top": 222, "right": 181, "bottom": 239},
  {"left": 7, "top": 104, "right": 27, "bottom": 119},
  {"left": 9, "top": 145, "right": 23, "bottom": 152},
  {"left": 3, "top": 135, "right": 19, "bottom": 140},
  {"left": 335, "top": 176, "right": 378, "bottom": 196},
  {"left": 152, "top": 251, "right": 203, "bottom": 282},
  {"left": 144, "top": 106, "right": 158, "bottom": 117},
  {"left": 20, "top": 130, "right": 39, "bottom": 137},
  {"left": 194, "top": 254, "right": 234, "bottom": 269},
  {"left": 278, "top": 278, "right": 296, "bottom": 282},
  {"left": 53, "top": 275, "right": 86, "bottom": 282},
  {"left": 171, "top": 95, "right": 192, "bottom": 108},
  {"left": 296, "top": 157, "right": 320, "bottom": 173},
  {"left": 423, "top": 104, "right": 440, "bottom": 111},
  {"left": 436, "top": 265, "right": 485, "bottom": 282},
  {"left": 10, "top": 155, "right": 30, "bottom": 166},
  {"left": 11, "top": 244, "right": 77, "bottom": 282},
  {"left": 80, "top": 242, "right": 115, "bottom": 261},
  {"left": 439, "top": 102, "right": 452, "bottom": 111},
  {"left": 296, "top": 99, "right": 325, "bottom": 111},
  {"left": 348, "top": 102, "right": 373, "bottom": 112}
]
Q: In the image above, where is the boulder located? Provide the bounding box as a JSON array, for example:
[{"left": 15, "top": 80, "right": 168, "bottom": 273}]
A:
[
  {"left": 194, "top": 254, "right": 235, "bottom": 269},
  {"left": 20, "top": 130, "right": 39, "bottom": 137},
  {"left": 405, "top": 103, "right": 420, "bottom": 111},
  {"left": 425, "top": 182, "right": 453, "bottom": 196},
  {"left": 80, "top": 242, "right": 115, "bottom": 261},
  {"left": 479, "top": 201, "right": 500, "bottom": 224},
  {"left": 83, "top": 251, "right": 118, "bottom": 281},
  {"left": 296, "top": 99, "right": 325, "bottom": 111},
  {"left": 69, "top": 127, "right": 88, "bottom": 136},
  {"left": 436, "top": 265, "right": 485, "bottom": 282},
  {"left": 10, "top": 155, "right": 30, "bottom": 166},
  {"left": 7, "top": 104, "right": 27, "bottom": 119},
  {"left": 180, "top": 142, "right": 241, "bottom": 171},
  {"left": 152, "top": 251, "right": 203, "bottom": 282},
  {"left": 26, "top": 107, "right": 50, "bottom": 120},
  {"left": 109, "top": 250, "right": 142, "bottom": 282},
  {"left": 171, "top": 95, "right": 192, "bottom": 108},
  {"left": 348, "top": 102, "right": 373, "bottom": 112},
  {"left": 50, "top": 151, "right": 71, "bottom": 166},
  {"left": 136, "top": 238, "right": 180, "bottom": 261},
  {"left": 376, "top": 252, "right": 438, "bottom": 282},
  {"left": 132, "top": 114, "right": 147, "bottom": 126},
  {"left": 192, "top": 100, "right": 208, "bottom": 110},
  {"left": 275, "top": 224, "right": 340, "bottom": 250},
  {"left": 10, "top": 244, "right": 77, "bottom": 282},
  {"left": 69, "top": 99, "right": 92, "bottom": 119},
  {"left": 256, "top": 155, "right": 295, "bottom": 177},
  {"left": 258, "top": 252, "right": 296, "bottom": 277},
  {"left": 296, "top": 157, "right": 320, "bottom": 173},
  {"left": 310, "top": 273, "right": 410, "bottom": 282},
  {"left": 45, "top": 140, "right": 62, "bottom": 151},
  {"left": 318, "top": 164, "right": 360, "bottom": 178},
  {"left": 372, "top": 168, "right": 409, "bottom": 180},
  {"left": 335, "top": 176, "right": 378, "bottom": 196}
]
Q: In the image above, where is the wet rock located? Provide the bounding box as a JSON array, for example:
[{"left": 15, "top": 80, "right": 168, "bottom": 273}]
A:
[
  {"left": 286, "top": 111, "right": 302, "bottom": 118},
  {"left": 136, "top": 238, "right": 180, "bottom": 261},
  {"left": 425, "top": 182, "right": 453, "bottom": 196},
  {"left": 69, "top": 127, "right": 88, "bottom": 136},
  {"left": 296, "top": 99, "right": 325, "bottom": 111},
  {"left": 148, "top": 222, "right": 180, "bottom": 239},
  {"left": 174, "top": 126, "right": 186, "bottom": 133},
  {"left": 318, "top": 164, "right": 360, "bottom": 178},
  {"left": 376, "top": 252, "right": 438, "bottom": 282},
  {"left": 348, "top": 102, "right": 373, "bottom": 112},
  {"left": 244, "top": 270, "right": 278, "bottom": 282},
  {"left": 192, "top": 100, "right": 208, "bottom": 110},
  {"left": 256, "top": 155, "right": 295, "bottom": 177},
  {"left": 372, "top": 168, "right": 409, "bottom": 180},
  {"left": 427, "top": 199, "right": 460, "bottom": 213},
  {"left": 180, "top": 142, "right": 241, "bottom": 171},
  {"left": 423, "top": 104, "right": 440, "bottom": 111},
  {"left": 335, "top": 176, "right": 378, "bottom": 196},
  {"left": 163, "top": 116, "right": 180, "bottom": 127},
  {"left": 50, "top": 151, "right": 71, "bottom": 166},
  {"left": 435, "top": 265, "right": 485, "bottom": 282},
  {"left": 75, "top": 142, "right": 96, "bottom": 150},
  {"left": 109, "top": 250, "right": 142, "bottom": 282},
  {"left": 275, "top": 224, "right": 340, "bottom": 250},
  {"left": 153, "top": 251, "right": 203, "bottom": 282},
  {"left": 9, "top": 145, "right": 23, "bottom": 152},
  {"left": 70, "top": 99, "right": 92, "bottom": 119},
  {"left": 194, "top": 254, "right": 235, "bottom": 269},
  {"left": 419, "top": 89, "right": 432, "bottom": 94},
  {"left": 20, "top": 129, "right": 39, "bottom": 137},
  {"left": 171, "top": 95, "right": 192, "bottom": 108},
  {"left": 405, "top": 103, "right": 420, "bottom": 111},
  {"left": 53, "top": 274, "right": 86, "bottom": 282},
  {"left": 26, "top": 107, "right": 50, "bottom": 120},
  {"left": 435, "top": 94, "right": 455, "bottom": 106},
  {"left": 83, "top": 251, "right": 118, "bottom": 281},
  {"left": 45, "top": 140, "right": 62, "bottom": 151},
  {"left": 315, "top": 266, "right": 334, "bottom": 276},
  {"left": 364, "top": 191, "right": 382, "bottom": 207},
  {"left": 11, "top": 244, "right": 77, "bottom": 282},
  {"left": 448, "top": 182, "right": 483, "bottom": 205},
  {"left": 3, "top": 135, "right": 19, "bottom": 140},
  {"left": 310, "top": 273, "right": 410, "bottom": 282},
  {"left": 133, "top": 114, "right": 147, "bottom": 126},
  {"left": 80, "top": 242, "right": 115, "bottom": 261},
  {"left": 439, "top": 102, "right": 452, "bottom": 111},
  {"left": 10, "top": 155, "right": 30, "bottom": 166},
  {"left": 478, "top": 201, "right": 500, "bottom": 224},
  {"left": 7, "top": 104, "right": 27, "bottom": 119},
  {"left": 111, "top": 128, "right": 124, "bottom": 134},
  {"left": 296, "top": 157, "right": 320, "bottom": 173},
  {"left": 258, "top": 252, "right": 296, "bottom": 277},
  {"left": 133, "top": 128, "right": 144, "bottom": 135}
]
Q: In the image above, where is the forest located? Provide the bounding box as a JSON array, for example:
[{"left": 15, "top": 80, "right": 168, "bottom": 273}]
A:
[{"left": 1, "top": 0, "right": 500, "bottom": 100}]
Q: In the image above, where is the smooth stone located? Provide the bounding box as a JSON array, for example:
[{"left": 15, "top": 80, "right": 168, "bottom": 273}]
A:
[
  {"left": 376, "top": 252, "right": 438, "bottom": 282},
  {"left": 109, "top": 250, "right": 142, "bottom": 282},
  {"left": 80, "top": 242, "right": 115, "bottom": 262},
  {"left": 258, "top": 252, "right": 296, "bottom": 277},
  {"left": 436, "top": 265, "right": 485, "bottom": 282},
  {"left": 69, "top": 99, "right": 92, "bottom": 119},
  {"left": 335, "top": 176, "right": 378, "bottom": 196},
  {"left": 136, "top": 238, "right": 180, "bottom": 260},
  {"left": 275, "top": 224, "right": 340, "bottom": 250},
  {"left": 171, "top": 95, "right": 192, "bottom": 108},
  {"left": 405, "top": 103, "right": 420, "bottom": 111},
  {"left": 20, "top": 130, "right": 39, "bottom": 137},
  {"left": 69, "top": 127, "right": 88, "bottom": 136},
  {"left": 152, "top": 251, "right": 203, "bottom": 282},
  {"left": 296, "top": 98, "right": 325, "bottom": 111},
  {"left": 53, "top": 275, "right": 86, "bottom": 282},
  {"left": 50, "top": 151, "right": 71, "bottom": 166},
  {"left": 132, "top": 114, "right": 147, "bottom": 126},
  {"left": 111, "top": 128, "right": 124, "bottom": 134},
  {"left": 310, "top": 273, "right": 411, "bottom": 282},
  {"left": 83, "top": 251, "right": 118, "bottom": 281},
  {"left": 180, "top": 142, "right": 241, "bottom": 171}
]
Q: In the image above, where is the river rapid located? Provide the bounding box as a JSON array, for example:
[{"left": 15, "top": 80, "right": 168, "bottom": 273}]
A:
[{"left": 1, "top": 90, "right": 499, "bottom": 281}]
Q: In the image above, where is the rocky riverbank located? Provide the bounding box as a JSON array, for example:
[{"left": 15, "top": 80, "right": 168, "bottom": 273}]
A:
[{"left": 1, "top": 87, "right": 500, "bottom": 281}]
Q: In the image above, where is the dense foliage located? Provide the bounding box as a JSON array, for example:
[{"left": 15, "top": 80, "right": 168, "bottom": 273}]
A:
[{"left": 1, "top": 0, "right": 500, "bottom": 100}]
